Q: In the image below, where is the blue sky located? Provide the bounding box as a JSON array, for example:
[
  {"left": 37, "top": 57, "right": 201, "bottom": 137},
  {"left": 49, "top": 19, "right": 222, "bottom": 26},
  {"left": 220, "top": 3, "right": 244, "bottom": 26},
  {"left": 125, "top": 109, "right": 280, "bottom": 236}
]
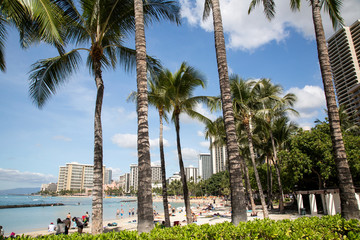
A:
[{"left": 0, "top": 0, "right": 359, "bottom": 190}]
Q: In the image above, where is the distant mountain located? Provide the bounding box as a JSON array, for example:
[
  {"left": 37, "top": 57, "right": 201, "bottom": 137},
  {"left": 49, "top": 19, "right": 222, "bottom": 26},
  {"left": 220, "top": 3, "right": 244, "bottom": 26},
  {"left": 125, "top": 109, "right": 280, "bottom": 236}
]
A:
[{"left": 0, "top": 187, "right": 40, "bottom": 195}]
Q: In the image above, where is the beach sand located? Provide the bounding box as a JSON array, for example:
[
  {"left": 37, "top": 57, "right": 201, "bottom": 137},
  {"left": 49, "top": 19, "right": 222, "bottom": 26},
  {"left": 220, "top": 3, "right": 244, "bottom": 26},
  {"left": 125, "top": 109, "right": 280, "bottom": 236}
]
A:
[{"left": 19, "top": 198, "right": 302, "bottom": 238}]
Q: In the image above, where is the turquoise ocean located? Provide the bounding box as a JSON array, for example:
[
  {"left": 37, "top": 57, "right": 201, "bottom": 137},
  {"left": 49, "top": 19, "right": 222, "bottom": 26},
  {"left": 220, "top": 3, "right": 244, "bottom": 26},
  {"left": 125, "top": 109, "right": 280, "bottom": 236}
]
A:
[{"left": 0, "top": 195, "right": 181, "bottom": 235}]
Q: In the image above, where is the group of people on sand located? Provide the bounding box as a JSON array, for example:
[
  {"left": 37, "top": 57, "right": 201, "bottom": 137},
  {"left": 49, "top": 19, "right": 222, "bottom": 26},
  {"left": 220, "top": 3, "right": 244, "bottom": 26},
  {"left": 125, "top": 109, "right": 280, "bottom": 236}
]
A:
[{"left": 48, "top": 212, "right": 90, "bottom": 235}]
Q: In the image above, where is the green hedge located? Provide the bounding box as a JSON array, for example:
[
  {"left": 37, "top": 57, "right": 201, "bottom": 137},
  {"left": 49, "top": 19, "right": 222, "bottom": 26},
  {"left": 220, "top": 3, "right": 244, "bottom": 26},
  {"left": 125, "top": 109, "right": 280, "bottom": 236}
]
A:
[{"left": 12, "top": 215, "right": 360, "bottom": 239}]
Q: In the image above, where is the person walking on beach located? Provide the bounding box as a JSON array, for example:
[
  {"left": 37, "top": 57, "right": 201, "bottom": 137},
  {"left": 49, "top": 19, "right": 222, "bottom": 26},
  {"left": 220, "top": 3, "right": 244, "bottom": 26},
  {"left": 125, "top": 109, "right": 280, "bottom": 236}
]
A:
[
  {"left": 67, "top": 212, "right": 71, "bottom": 219},
  {"left": 129, "top": 209, "right": 131, "bottom": 217},
  {"left": 131, "top": 208, "right": 135, "bottom": 216},
  {"left": 121, "top": 209, "right": 124, "bottom": 219},
  {"left": 116, "top": 209, "right": 120, "bottom": 218},
  {"left": 72, "top": 217, "right": 84, "bottom": 234},
  {"left": 55, "top": 218, "right": 65, "bottom": 235},
  {"left": 0, "top": 226, "right": 4, "bottom": 237},
  {"left": 63, "top": 218, "right": 71, "bottom": 235}
]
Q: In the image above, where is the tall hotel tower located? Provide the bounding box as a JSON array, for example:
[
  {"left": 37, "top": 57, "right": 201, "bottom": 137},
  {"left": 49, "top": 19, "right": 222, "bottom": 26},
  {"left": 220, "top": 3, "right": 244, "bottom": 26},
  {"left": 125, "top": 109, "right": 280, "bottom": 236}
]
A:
[{"left": 327, "top": 20, "right": 360, "bottom": 122}]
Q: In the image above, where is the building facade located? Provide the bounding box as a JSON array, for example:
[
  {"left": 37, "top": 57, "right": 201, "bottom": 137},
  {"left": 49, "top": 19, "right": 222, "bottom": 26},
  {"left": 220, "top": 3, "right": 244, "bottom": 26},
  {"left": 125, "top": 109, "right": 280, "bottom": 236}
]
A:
[
  {"left": 210, "top": 137, "right": 228, "bottom": 174},
  {"left": 185, "top": 166, "right": 199, "bottom": 183},
  {"left": 119, "top": 173, "right": 130, "bottom": 193},
  {"left": 168, "top": 172, "right": 181, "bottom": 184},
  {"left": 198, "top": 153, "right": 212, "bottom": 180},
  {"left": 104, "top": 169, "right": 112, "bottom": 185},
  {"left": 327, "top": 19, "right": 360, "bottom": 122},
  {"left": 57, "top": 162, "right": 108, "bottom": 192},
  {"left": 129, "top": 163, "right": 162, "bottom": 190},
  {"left": 40, "top": 183, "right": 57, "bottom": 192}
]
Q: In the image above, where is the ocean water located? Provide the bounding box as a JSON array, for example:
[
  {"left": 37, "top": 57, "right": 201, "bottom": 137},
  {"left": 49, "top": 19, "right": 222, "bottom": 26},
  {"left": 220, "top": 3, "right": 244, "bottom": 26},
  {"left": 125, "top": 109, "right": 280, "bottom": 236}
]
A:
[{"left": 0, "top": 195, "right": 180, "bottom": 235}]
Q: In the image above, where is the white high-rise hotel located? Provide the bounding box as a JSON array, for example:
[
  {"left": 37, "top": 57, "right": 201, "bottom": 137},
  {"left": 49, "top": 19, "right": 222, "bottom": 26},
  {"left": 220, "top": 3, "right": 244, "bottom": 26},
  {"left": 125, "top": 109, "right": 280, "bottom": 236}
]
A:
[
  {"left": 57, "top": 162, "right": 112, "bottom": 192},
  {"left": 129, "top": 163, "right": 162, "bottom": 190},
  {"left": 328, "top": 19, "right": 360, "bottom": 122}
]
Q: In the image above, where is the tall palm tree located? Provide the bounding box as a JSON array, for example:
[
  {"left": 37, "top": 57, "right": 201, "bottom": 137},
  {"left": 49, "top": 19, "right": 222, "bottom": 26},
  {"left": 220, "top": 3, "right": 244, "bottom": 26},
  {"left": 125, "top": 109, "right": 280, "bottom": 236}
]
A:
[
  {"left": 164, "top": 62, "right": 211, "bottom": 224},
  {"left": 28, "top": 0, "right": 179, "bottom": 233},
  {"left": 203, "top": 0, "right": 247, "bottom": 224},
  {"left": 255, "top": 79, "right": 297, "bottom": 213},
  {"left": 249, "top": 0, "right": 360, "bottom": 220},
  {"left": 133, "top": 0, "right": 180, "bottom": 232},
  {"left": 230, "top": 76, "right": 268, "bottom": 218}
]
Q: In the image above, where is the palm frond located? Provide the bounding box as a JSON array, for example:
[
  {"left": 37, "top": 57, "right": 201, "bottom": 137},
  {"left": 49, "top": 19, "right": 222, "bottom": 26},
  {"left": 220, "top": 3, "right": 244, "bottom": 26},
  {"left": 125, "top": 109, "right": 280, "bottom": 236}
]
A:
[
  {"left": 143, "top": 0, "right": 181, "bottom": 26},
  {"left": 322, "top": 0, "right": 344, "bottom": 30},
  {"left": 0, "top": 17, "right": 7, "bottom": 71},
  {"left": 248, "top": 0, "right": 276, "bottom": 20},
  {"left": 203, "top": 0, "right": 212, "bottom": 21},
  {"left": 290, "top": 0, "right": 301, "bottom": 11},
  {"left": 29, "top": 50, "right": 82, "bottom": 108}
]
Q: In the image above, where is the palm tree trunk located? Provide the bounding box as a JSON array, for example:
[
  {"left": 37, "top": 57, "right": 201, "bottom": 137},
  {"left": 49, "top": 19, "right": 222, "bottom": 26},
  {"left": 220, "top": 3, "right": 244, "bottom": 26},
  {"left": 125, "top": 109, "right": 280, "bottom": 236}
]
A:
[
  {"left": 266, "top": 155, "right": 273, "bottom": 210},
  {"left": 246, "top": 119, "right": 268, "bottom": 218},
  {"left": 91, "top": 59, "right": 104, "bottom": 235},
  {"left": 269, "top": 130, "right": 284, "bottom": 213},
  {"left": 159, "top": 111, "right": 170, "bottom": 227},
  {"left": 242, "top": 156, "right": 256, "bottom": 212},
  {"left": 211, "top": 0, "right": 246, "bottom": 224},
  {"left": 311, "top": 0, "right": 359, "bottom": 220},
  {"left": 134, "top": 0, "right": 154, "bottom": 232},
  {"left": 175, "top": 114, "right": 192, "bottom": 224}
]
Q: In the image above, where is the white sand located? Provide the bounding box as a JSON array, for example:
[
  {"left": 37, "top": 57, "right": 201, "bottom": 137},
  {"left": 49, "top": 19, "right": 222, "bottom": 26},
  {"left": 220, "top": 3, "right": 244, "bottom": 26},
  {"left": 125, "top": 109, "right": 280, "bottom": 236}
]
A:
[{"left": 19, "top": 198, "right": 302, "bottom": 238}]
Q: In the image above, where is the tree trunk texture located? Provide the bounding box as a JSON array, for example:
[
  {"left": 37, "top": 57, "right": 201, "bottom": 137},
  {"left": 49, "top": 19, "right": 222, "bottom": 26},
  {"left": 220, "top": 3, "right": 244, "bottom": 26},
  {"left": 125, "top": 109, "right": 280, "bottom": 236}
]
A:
[
  {"left": 175, "top": 114, "right": 193, "bottom": 224},
  {"left": 91, "top": 59, "right": 104, "bottom": 234},
  {"left": 211, "top": 0, "right": 247, "bottom": 224},
  {"left": 246, "top": 119, "right": 268, "bottom": 218},
  {"left": 134, "top": 0, "right": 154, "bottom": 232},
  {"left": 159, "top": 112, "right": 171, "bottom": 227},
  {"left": 311, "top": 0, "right": 359, "bottom": 219},
  {"left": 242, "top": 156, "right": 256, "bottom": 212},
  {"left": 269, "top": 130, "right": 284, "bottom": 213},
  {"left": 266, "top": 156, "right": 273, "bottom": 210}
]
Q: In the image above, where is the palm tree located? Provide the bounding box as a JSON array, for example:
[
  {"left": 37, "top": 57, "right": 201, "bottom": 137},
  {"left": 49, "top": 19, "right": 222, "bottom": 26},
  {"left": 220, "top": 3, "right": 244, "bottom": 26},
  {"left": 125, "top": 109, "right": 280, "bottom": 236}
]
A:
[
  {"left": 128, "top": 71, "right": 172, "bottom": 228},
  {"left": 203, "top": 0, "right": 247, "bottom": 224},
  {"left": 249, "top": 0, "right": 360, "bottom": 220},
  {"left": 164, "top": 62, "right": 211, "bottom": 224},
  {"left": 28, "top": 0, "right": 179, "bottom": 233},
  {"left": 230, "top": 76, "right": 269, "bottom": 218},
  {"left": 255, "top": 79, "right": 297, "bottom": 213}
]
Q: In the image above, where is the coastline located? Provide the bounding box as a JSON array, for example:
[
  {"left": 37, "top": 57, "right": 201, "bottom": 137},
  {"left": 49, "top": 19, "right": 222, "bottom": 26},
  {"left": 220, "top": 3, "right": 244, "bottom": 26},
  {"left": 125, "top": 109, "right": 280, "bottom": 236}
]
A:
[{"left": 19, "top": 198, "right": 302, "bottom": 238}]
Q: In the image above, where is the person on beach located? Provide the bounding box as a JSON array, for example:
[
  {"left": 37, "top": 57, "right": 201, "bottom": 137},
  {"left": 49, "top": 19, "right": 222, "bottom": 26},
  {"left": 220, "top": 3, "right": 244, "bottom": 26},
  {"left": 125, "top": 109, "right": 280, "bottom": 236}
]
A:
[
  {"left": 116, "top": 209, "right": 120, "bottom": 218},
  {"left": 129, "top": 209, "right": 131, "bottom": 217},
  {"left": 48, "top": 222, "right": 56, "bottom": 232},
  {"left": 72, "top": 217, "right": 84, "bottom": 234},
  {"left": 67, "top": 212, "right": 71, "bottom": 219},
  {"left": 55, "top": 218, "right": 65, "bottom": 235},
  {"left": 0, "top": 226, "right": 4, "bottom": 237},
  {"left": 63, "top": 218, "right": 71, "bottom": 235},
  {"left": 121, "top": 209, "right": 124, "bottom": 219},
  {"left": 132, "top": 208, "right": 135, "bottom": 216}
]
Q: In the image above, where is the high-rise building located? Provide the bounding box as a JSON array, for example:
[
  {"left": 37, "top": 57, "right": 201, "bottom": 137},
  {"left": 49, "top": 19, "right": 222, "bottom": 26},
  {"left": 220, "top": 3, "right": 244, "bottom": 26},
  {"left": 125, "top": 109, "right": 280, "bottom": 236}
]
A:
[
  {"left": 210, "top": 137, "right": 228, "bottom": 174},
  {"left": 129, "top": 163, "right": 162, "bottom": 190},
  {"left": 104, "top": 169, "right": 112, "bottom": 185},
  {"left": 185, "top": 166, "right": 199, "bottom": 182},
  {"left": 57, "top": 162, "right": 108, "bottom": 192},
  {"left": 198, "top": 153, "right": 212, "bottom": 180},
  {"left": 119, "top": 173, "right": 130, "bottom": 193},
  {"left": 40, "top": 183, "right": 57, "bottom": 192},
  {"left": 327, "top": 19, "right": 360, "bottom": 122},
  {"left": 168, "top": 172, "right": 181, "bottom": 184}
]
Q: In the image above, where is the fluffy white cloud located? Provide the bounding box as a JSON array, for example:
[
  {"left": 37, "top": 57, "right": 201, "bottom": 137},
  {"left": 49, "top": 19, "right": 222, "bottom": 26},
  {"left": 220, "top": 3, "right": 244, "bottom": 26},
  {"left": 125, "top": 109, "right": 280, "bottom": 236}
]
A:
[
  {"left": 181, "top": 148, "right": 199, "bottom": 161},
  {"left": 0, "top": 168, "right": 57, "bottom": 183},
  {"left": 197, "top": 130, "right": 204, "bottom": 137},
  {"left": 53, "top": 135, "right": 72, "bottom": 142},
  {"left": 287, "top": 85, "right": 326, "bottom": 120},
  {"left": 111, "top": 133, "right": 169, "bottom": 149},
  {"left": 180, "top": 0, "right": 360, "bottom": 50},
  {"left": 199, "top": 141, "right": 210, "bottom": 148}
]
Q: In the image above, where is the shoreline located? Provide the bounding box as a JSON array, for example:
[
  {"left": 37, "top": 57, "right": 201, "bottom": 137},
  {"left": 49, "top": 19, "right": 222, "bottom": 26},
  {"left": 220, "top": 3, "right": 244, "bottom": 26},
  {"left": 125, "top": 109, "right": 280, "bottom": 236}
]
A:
[{"left": 18, "top": 198, "right": 303, "bottom": 238}]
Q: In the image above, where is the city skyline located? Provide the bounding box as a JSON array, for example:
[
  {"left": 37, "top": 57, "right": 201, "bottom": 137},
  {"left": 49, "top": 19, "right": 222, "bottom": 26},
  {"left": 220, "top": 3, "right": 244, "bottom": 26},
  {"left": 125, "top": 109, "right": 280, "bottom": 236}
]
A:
[{"left": 0, "top": 0, "right": 359, "bottom": 190}]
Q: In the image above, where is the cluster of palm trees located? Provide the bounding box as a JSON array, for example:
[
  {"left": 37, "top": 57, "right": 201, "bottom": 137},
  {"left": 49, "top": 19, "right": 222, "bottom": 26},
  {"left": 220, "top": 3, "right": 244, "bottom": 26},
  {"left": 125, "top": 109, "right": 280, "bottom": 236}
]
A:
[{"left": 2, "top": 0, "right": 359, "bottom": 235}]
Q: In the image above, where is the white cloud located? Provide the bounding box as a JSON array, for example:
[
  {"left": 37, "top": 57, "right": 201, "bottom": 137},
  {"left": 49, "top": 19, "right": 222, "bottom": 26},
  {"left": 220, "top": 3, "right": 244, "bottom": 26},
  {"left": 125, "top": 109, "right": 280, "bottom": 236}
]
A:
[
  {"left": 181, "top": 148, "right": 199, "bottom": 161},
  {"left": 163, "top": 125, "right": 171, "bottom": 131},
  {"left": 180, "top": 0, "right": 360, "bottom": 50},
  {"left": 287, "top": 85, "right": 326, "bottom": 120},
  {"left": 53, "top": 135, "right": 72, "bottom": 142},
  {"left": 197, "top": 130, "right": 204, "bottom": 137},
  {"left": 0, "top": 168, "right": 57, "bottom": 184},
  {"left": 111, "top": 133, "right": 169, "bottom": 149},
  {"left": 200, "top": 141, "right": 210, "bottom": 148}
]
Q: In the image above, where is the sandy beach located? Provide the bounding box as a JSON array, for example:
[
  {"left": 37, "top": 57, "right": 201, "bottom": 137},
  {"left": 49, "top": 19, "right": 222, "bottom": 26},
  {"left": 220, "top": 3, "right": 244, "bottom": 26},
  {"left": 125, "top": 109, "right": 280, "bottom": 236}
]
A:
[{"left": 19, "top": 197, "right": 302, "bottom": 238}]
